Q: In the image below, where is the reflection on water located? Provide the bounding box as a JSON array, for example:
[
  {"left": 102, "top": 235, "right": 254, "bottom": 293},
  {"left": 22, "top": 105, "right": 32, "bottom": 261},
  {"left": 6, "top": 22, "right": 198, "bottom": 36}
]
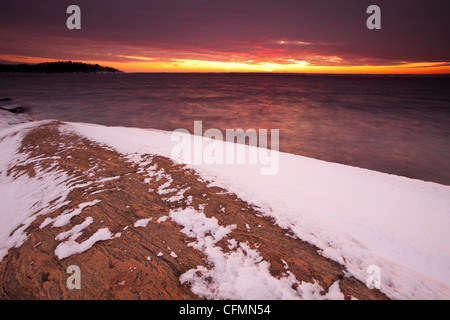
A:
[{"left": 1, "top": 73, "right": 449, "bottom": 185}]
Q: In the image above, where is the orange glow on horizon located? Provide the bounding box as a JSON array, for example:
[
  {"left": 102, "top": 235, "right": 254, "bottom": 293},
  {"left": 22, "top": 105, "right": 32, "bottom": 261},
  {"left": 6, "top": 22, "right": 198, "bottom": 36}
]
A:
[{"left": 1, "top": 54, "right": 449, "bottom": 75}]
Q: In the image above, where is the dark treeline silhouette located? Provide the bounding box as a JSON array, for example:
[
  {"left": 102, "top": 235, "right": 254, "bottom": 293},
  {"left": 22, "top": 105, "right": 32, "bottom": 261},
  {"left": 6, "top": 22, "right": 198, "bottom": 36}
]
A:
[{"left": 0, "top": 61, "right": 123, "bottom": 73}]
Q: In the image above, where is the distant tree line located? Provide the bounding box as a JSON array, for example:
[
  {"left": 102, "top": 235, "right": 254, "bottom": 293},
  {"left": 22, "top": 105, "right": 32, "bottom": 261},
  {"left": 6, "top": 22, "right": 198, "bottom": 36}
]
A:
[{"left": 0, "top": 61, "right": 123, "bottom": 73}]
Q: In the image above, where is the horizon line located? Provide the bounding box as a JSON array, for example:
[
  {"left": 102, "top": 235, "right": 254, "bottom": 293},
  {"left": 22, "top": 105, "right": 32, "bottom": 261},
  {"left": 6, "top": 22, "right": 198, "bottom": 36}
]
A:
[{"left": 2, "top": 59, "right": 450, "bottom": 76}]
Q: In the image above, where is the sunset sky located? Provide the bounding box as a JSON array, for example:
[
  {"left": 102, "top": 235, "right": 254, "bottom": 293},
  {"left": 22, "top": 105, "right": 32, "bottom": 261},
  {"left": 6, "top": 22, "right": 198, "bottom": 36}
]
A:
[{"left": 1, "top": 0, "right": 449, "bottom": 74}]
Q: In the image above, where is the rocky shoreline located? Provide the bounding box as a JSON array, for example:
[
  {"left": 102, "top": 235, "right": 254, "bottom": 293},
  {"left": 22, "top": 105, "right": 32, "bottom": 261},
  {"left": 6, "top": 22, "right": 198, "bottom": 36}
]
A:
[{"left": 0, "top": 121, "right": 388, "bottom": 300}]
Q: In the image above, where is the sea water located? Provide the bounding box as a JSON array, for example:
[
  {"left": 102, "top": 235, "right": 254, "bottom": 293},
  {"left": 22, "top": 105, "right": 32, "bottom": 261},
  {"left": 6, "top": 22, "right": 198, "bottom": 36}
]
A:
[{"left": 1, "top": 72, "right": 449, "bottom": 185}]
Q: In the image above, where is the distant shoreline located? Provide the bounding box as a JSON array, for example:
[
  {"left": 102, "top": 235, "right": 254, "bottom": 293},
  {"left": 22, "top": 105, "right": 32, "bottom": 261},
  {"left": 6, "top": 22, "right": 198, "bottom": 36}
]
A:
[{"left": 0, "top": 61, "right": 123, "bottom": 74}]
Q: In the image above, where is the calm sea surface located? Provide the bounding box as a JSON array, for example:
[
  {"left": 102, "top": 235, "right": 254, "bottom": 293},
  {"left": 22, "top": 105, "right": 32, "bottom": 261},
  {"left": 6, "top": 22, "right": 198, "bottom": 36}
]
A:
[{"left": 1, "top": 73, "right": 449, "bottom": 185}]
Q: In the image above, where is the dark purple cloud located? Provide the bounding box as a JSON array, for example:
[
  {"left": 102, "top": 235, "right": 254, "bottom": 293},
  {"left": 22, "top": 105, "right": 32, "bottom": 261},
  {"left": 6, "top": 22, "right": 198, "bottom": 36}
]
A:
[{"left": 1, "top": 0, "right": 449, "bottom": 65}]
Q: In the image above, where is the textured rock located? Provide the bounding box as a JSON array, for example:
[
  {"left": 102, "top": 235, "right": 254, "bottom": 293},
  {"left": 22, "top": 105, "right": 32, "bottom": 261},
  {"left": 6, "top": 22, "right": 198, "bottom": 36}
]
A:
[{"left": 0, "top": 122, "right": 388, "bottom": 300}]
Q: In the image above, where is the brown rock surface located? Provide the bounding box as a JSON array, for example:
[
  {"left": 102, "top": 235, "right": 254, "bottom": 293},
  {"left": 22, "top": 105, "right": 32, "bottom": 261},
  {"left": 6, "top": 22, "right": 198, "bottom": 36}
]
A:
[{"left": 0, "top": 122, "right": 389, "bottom": 300}]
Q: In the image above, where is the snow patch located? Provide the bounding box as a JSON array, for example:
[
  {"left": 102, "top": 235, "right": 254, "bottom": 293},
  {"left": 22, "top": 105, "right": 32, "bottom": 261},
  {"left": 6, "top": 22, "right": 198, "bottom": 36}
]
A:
[
  {"left": 134, "top": 218, "right": 152, "bottom": 228},
  {"left": 55, "top": 227, "right": 118, "bottom": 260},
  {"left": 170, "top": 207, "right": 340, "bottom": 300},
  {"left": 157, "top": 216, "right": 169, "bottom": 223}
]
